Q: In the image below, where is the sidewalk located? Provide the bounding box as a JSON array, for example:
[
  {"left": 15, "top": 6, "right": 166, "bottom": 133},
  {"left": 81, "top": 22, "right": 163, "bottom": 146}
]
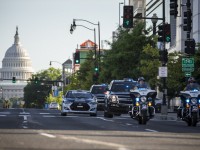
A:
[{"left": 154, "top": 112, "right": 178, "bottom": 120}]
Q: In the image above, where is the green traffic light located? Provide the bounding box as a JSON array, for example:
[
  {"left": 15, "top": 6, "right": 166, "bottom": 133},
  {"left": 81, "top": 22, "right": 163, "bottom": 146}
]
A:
[
  {"left": 95, "top": 67, "right": 98, "bottom": 71},
  {"left": 75, "top": 60, "right": 79, "bottom": 63},
  {"left": 166, "top": 36, "right": 171, "bottom": 42}
]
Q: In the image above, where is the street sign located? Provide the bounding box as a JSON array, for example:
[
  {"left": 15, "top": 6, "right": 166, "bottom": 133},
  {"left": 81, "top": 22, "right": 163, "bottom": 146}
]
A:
[
  {"left": 159, "top": 67, "right": 167, "bottom": 77},
  {"left": 182, "top": 67, "right": 194, "bottom": 72},
  {"left": 182, "top": 58, "right": 194, "bottom": 67},
  {"left": 185, "top": 72, "right": 191, "bottom": 77}
]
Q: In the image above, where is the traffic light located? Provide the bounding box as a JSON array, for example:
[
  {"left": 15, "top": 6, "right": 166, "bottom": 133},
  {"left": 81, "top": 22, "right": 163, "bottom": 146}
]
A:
[
  {"left": 159, "top": 50, "right": 168, "bottom": 63},
  {"left": 12, "top": 77, "right": 16, "bottom": 83},
  {"left": 94, "top": 66, "right": 99, "bottom": 72},
  {"left": 185, "top": 39, "right": 195, "bottom": 55},
  {"left": 34, "top": 77, "right": 39, "bottom": 84},
  {"left": 170, "top": 0, "right": 178, "bottom": 18},
  {"left": 93, "top": 72, "right": 99, "bottom": 83},
  {"left": 158, "top": 25, "right": 164, "bottom": 42},
  {"left": 74, "top": 52, "right": 80, "bottom": 64},
  {"left": 165, "top": 24, "right": 171, "bottom": 42},
  {"left": 183, "top": 9, "right": 192, "bottom": 31},
  {"left": 123, "top": 6, "right": 133, "bottom": 28}
]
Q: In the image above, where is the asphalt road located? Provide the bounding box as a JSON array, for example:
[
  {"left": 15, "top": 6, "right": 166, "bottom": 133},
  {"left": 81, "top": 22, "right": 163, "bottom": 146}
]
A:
[{"left": 0, "top": 108, "right": 200, "bottom": 150}]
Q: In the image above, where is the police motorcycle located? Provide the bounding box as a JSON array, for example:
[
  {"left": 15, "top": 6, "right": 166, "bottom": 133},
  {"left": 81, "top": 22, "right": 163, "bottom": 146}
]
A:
[
  {"left": 178, "top": 89, "right": 200, "bottom": 126},
  {"left": 129, "top": 88, "right": 157, "bottom": 125}
]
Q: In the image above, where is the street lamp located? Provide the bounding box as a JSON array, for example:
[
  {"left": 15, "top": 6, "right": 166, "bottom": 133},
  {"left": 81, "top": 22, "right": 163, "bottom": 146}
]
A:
[
  {"left": 151, "top": 13, "right": 158, "bottom": 35},
  {"left": 70, "top": 24, "right": 97, "bottom": 60},
  {"left": 119, "top": 2, "right": 124, "bottom": 26},
  {"left": 0, "top": 87, "right": 3, "bottom": 100},
  {"left": 72, "top": 19, "right": 100, "bottom": 69}
]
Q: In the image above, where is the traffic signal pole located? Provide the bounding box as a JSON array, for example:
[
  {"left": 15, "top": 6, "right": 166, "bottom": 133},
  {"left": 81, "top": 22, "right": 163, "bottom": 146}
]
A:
[{"left": 161, "top": 0, "right": 168, "bottom": 116}]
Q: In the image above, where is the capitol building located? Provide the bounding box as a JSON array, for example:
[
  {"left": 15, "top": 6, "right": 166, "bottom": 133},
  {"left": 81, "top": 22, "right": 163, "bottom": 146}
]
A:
[{"left": 0, "top": 27, "right": 34, "bottom": 100}]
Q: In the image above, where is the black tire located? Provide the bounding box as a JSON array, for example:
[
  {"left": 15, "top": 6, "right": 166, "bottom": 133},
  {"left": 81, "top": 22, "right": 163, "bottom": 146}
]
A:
[
  {"left": 90, "top": 113, "right": 97, "bottom": 117},
  {"left": 187, "top": 118, "right": 192, "bottom": 126},
  {"left": 61, "top": 112, "right": 67, "bottom": 116},
  {"left": 192, "top": 113, "right": 198, "bottom": 127},
  {"left": 104, "top": 111, "right": 113, "bottom": 118}
]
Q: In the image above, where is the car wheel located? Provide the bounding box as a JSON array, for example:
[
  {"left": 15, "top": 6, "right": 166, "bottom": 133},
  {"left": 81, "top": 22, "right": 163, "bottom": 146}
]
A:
[
  {"left": 61, "top": 112, "right": 67, "bottom": 116},
  {"left": 90, "top": 113, "right": 97, "bottom": 117}
]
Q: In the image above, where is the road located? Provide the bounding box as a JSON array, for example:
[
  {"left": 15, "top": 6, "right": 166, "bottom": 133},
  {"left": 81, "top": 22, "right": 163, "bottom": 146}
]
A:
[{"left": 0, "top": 108, "right": 200, "bottom": 150}]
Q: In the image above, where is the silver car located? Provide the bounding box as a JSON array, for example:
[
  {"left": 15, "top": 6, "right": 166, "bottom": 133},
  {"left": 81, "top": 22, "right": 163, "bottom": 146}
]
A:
[{"left": 61, "top": 90, "right": 97, "bottom": 116}]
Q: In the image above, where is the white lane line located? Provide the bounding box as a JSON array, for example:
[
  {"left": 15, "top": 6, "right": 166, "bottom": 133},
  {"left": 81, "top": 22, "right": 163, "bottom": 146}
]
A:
[
  {"left": 40, "top": 113, "right": 50, "bottom": 115},
  {"left": 0, "top": 115, "right": 6, "bottom": 117},
  {"left": 43, "top": 115, "right": 56, "bottom": 117},
  {"left": 40, "top": 133, "right": 56, "bottom": 138},
  {"left": 126, "top": 123, "right": 133, "bottom": 126},
  {"left": 23, "top": 115, "right": 27, "bottom": 121},
  {"left": 145, "top": 129, "right": 158, "bottom": 132},
  {"left": 22, "top": 126, "right": 28, "bottom": 129},
  {"left": 97, "top": 117, "right": 114, "bottom": 122},
  {"left": 60, "top": 135, "right": 129, "bottom": 150}
]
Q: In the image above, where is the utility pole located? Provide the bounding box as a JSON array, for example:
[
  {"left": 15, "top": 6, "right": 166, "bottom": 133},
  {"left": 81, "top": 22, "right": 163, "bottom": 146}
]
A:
[{"left": 161, "top": 0, "right": 168, "bottom": 116}]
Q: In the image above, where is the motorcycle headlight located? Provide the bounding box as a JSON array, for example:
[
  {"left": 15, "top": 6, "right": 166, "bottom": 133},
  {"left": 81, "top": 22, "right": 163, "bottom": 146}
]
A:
[
  {"left": 136, "top": 97, "right": 140, "bottom": 102},
  {"left": 186, "top": 99, "right": 190, "bottom": 103},
  {"left": 141, "top": 96, "right": 147, "bottom": 103},
  {"left": 110, "top": 95, "right": 118, "bottom": 102},
  {"left": 191, "top": 98, "right": 197, "bottom": 104}
]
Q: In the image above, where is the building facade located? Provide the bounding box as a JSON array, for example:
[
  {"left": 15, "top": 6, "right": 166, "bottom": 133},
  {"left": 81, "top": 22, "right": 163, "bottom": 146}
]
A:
[{"left": 0, "top": 27, "right": 34, "bottom": 100}]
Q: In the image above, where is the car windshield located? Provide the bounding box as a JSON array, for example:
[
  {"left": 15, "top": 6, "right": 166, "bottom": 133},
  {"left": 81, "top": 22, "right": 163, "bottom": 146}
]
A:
[
  {"left": 66, "top": 91, "right": 93, "bottom": 99},
  {"left": 91, "top": 86, "right": 107, "bottom": 94},
  {"left": 111, "top": 82, "right": 136, "bottom": 92}
]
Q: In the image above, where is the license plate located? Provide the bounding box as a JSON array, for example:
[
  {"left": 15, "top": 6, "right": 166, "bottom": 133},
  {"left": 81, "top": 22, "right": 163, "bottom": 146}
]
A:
[
  {"left": 142, "top": 105, "right": 147, "bottom": 109},
  {"left": 192, "top": 106, "right": 198, "bottom": 111},
  {"left": 77, "top": 105, "right": 83, "bottom": 108}
]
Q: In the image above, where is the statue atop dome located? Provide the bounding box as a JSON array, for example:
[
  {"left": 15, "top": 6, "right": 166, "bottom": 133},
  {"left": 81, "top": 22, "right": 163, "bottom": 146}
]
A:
[{"left": 14, "top": 26, "right": 20, "bottom": 45}]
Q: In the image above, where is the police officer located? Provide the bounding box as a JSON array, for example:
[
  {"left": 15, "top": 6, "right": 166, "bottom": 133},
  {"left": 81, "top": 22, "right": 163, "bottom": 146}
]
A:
[{"left": 184, "top": 77, "right": 200, "bottom": 91}]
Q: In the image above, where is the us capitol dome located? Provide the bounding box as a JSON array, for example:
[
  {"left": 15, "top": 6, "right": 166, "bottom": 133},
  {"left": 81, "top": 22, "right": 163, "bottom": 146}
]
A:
[{"left": 0, "top": 27, "right": 34, "bottom": 100}]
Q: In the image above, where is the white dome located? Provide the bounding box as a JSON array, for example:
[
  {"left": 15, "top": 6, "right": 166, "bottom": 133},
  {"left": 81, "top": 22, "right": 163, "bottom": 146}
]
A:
[{"left": 0, "top": 27, "right": 34, "bottom": 80}]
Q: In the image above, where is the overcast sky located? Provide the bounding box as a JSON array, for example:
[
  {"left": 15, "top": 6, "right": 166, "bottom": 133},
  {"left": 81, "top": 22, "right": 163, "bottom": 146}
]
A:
[{"left": 0, "top": 0, "right": 127, "bottom": 72}]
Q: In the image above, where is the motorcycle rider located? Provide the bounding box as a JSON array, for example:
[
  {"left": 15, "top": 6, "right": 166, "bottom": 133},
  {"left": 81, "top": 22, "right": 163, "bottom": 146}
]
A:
[
  {"left": 184, "top": 77, "right": 200, "bottom": 91},
  {"left": 136, "top": 77, "right": 149, "bottom": 89},
  {"left": 177, "top": 77, "right": 200, "bottom": 118},
  {"left": 132, "top": 77, "right": 155, "bottom": 117}
]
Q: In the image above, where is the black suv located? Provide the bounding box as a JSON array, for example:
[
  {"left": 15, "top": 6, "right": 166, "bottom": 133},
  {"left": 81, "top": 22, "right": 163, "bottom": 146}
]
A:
[
  {"left": 90, "top": 84, "right": 108, "bottom": 110},
  {"left": 104, "top": 79, "right": 137, "bottom": 118}
]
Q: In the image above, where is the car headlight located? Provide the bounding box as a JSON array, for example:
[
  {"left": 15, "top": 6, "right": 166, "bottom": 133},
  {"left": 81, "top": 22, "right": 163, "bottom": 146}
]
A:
[
  {"left": 89, "top": 99, "right": 97, "bottom": 105},
  {"left": 110, "top": 95, "right": 118, "bottom": 102},
  {"left": 141, "top": 96, "right": 147, "bottom": 103},
  {"left": 191, "top": 98, "right": 197, "bottom": 104}
]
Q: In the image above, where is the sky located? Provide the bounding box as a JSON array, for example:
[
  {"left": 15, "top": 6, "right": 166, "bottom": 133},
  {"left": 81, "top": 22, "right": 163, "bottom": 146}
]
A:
[{"left": 0, "top": 0, "right": 126, "bottom": 73}]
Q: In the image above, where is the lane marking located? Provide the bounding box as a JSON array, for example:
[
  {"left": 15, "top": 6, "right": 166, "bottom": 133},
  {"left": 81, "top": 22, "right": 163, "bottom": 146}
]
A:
[
  {"left": 60, "top": 135, "right": 129, "bottom": 150},
  {"left": 43, "top": 115, "right": 56, "bottom": 117},
  {"left": 97, "top": 117, "right": 114, "bottom": 122},
  {"left": 126, "top": 123, "right": 133, "bottom": 126},
  {"left": 145, "top": 129, "right": 158, "bottom": 132},
  {"left": 0, "top": 115, "right": 6, "bottom": 117},
  {"left": 40, "top": 133, "right": 56, "bottom": 138},
  {"left": 40, "top": 113, "right": 50, "bottom": 115}
]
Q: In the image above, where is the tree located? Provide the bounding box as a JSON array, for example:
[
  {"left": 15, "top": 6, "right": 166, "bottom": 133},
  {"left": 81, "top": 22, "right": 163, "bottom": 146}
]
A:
[{"left": 24, "top": 67, "right": 62, "bottom": 108}]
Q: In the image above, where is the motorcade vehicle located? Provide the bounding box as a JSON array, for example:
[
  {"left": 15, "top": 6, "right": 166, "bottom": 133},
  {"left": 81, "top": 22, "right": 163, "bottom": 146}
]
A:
[
  {"left": 178, "top": 89, "right": 200, "bottom": 126},
  {"left": 129, "top": 88, "right": 157, "bottom": 124},
  {"left": 104, "top": 78, "right": 137, "bottom": 118},
  {"left": 49, "top": 102, "right": 60, "bottom": 110},
  {"left": 61, "top": 90, "right": 97, "bottom": 116},
  {"left": 90, "top": 84, "right": 108, "bottom": 110}
]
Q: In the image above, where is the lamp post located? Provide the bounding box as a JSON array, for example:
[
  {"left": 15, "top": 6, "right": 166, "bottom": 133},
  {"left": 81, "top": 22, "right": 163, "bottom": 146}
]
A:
[
  {"left": 49, "top": 61, "right": 64, "bottom": 91},
  {"left": 70, "top": 24, "right": 97, "bottom": 60},
  {"left": 0, "top": 87, "right": 3, "bottom": 100},
  {"left": 119, "top": 2, "right": 124, "bottom": 26},
  {"left": 72, "top": 19, "right": 100, "bottom": 70},
  {"left": 151, "top": 13, "right": 158, "bottom": 35}
]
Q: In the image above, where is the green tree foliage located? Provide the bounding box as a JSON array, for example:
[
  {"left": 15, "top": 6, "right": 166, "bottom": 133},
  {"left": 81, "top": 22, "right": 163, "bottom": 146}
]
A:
[
  {"left": 139, "top": 44, "right": 160, "bottom": 89},
  {"left": 24, "top": 67, "right": 62, "bottom": 108},
  {"left": 100, "top": 22, "right": 155, "bottom": 82}
]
